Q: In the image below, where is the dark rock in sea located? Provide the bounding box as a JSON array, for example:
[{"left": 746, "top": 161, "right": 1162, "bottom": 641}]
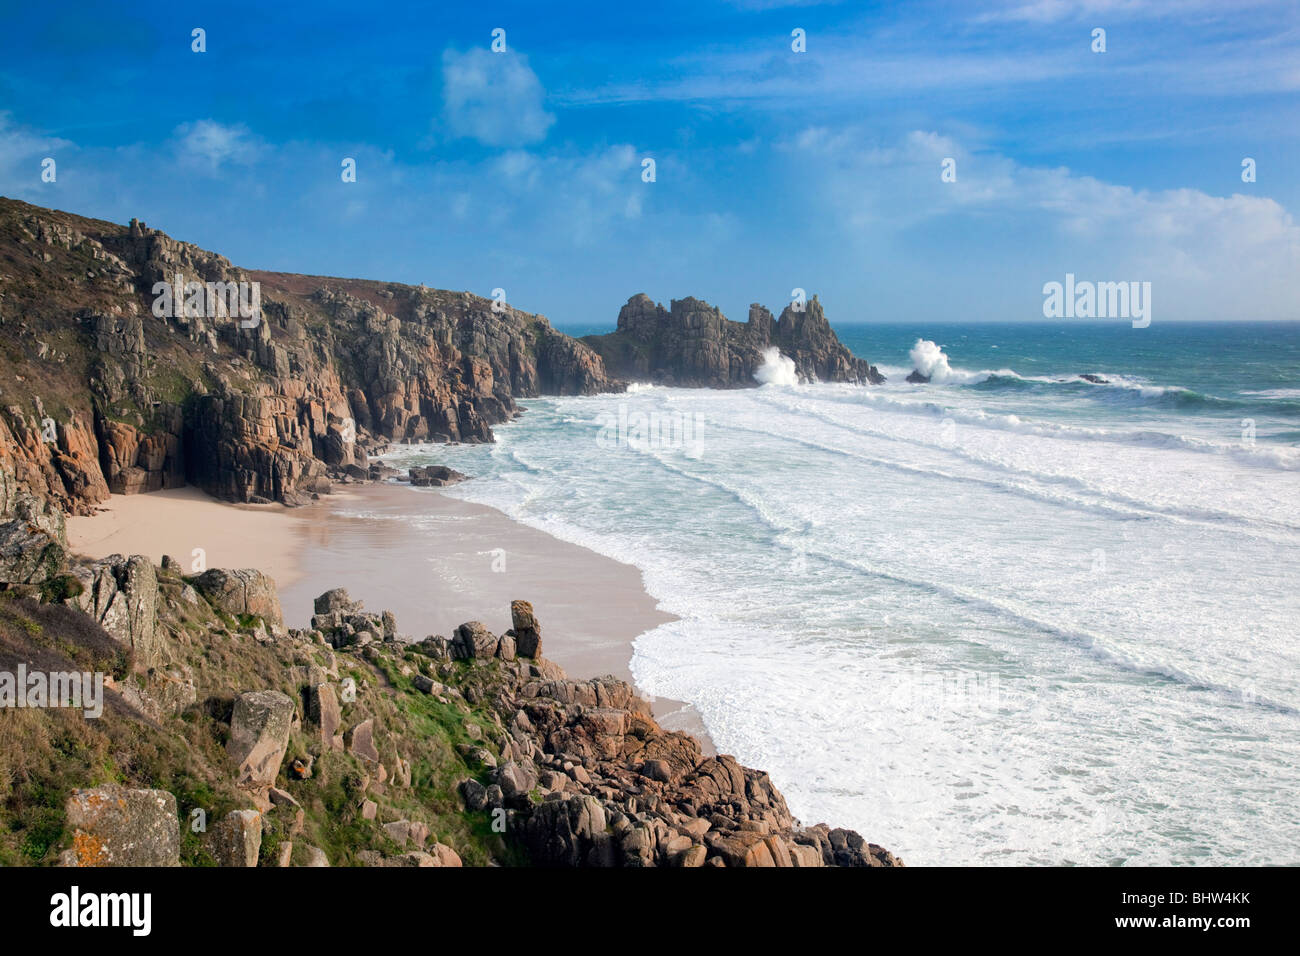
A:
[
  {"left": 1079, "top": 373, "right": 1109, "bottom": 384},
  {"left": 408, "top": 465, "right": 467, "bottom": 487},
  {"left": 583, "top": 293, "right": 884, "bottom": 387},
  {"left": 906, "top": 369, "right": 931, "bottom": 384}
]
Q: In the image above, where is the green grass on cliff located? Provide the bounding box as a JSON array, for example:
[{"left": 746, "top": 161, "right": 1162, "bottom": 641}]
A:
[
  {"left": 0, "top": 595, "right": 245, "bottom": 866},
  {"left": 0, "top": 567, "right": 531, "bottom": 866}
]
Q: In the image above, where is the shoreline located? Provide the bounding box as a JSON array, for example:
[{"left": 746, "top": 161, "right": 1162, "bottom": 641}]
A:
[{"left": 65, "top": 482, "right": 713, "bottom": 751}]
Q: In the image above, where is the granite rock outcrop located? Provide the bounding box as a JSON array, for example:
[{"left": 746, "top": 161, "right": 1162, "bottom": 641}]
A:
[{"left": 584, "top": 293, "right": 884, "bottom": 387}]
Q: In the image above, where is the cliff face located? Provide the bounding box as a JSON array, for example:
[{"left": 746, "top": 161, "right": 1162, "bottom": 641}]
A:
[
  {"left": 0, "top": 198, "right": 618, "bottom": 511},
  {"left": 583, "top": 292, "right": 884, "bottom": 387}
]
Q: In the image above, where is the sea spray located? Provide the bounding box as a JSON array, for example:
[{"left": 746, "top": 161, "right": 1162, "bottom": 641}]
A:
[
  {"left": 755, "top": 347, "right": 798, "bottom": 386},
  {"left": 909, "top": 339, "right": 956, "bottom": 383}
]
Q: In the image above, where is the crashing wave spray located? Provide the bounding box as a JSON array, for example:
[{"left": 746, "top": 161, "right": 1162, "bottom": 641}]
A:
[
  {"left": 908, "top": 339, "right": 956, "bottom": 383},
  {"left": 755, "top": 347, "right": 799, "bottom": 386}
]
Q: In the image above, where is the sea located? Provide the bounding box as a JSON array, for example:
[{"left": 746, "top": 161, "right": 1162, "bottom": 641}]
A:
[{"left": 381, "top": 320, "right": 1300, "bottom": 866}]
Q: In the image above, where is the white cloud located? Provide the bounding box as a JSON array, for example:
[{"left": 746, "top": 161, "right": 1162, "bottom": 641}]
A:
[
  {"left": 789, "top": 126, "right": 1300, "bottom": 319},
  {"left": 441, "top": 48, "right": 555, "bottom": 147},
  {"left": 0, "top": 112, "right": 73, "bottom": 189},
  {"left": 173, "top": 120, "right": 262, "bottom": 171},
  {"left": 0, "top": 111, "right": 71, "bottom": 158},
  {"left": 0, "top": 113, "right": 108, "bottom": 209},
  {"left": 482, "top": 143, "right": 643, "bottom": 242}
]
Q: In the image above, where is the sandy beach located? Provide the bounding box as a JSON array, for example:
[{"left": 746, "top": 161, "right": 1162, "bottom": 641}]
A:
[
  {"left": 65, "top": 487, "right": 306, "bottom": 588},
  {"left": 66, "top": 482, "right": 711, "bottom": 748}
]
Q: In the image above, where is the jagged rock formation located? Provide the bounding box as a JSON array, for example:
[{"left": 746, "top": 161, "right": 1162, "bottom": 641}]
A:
[
  {"left": 431, "top": 618, "right": 901, "bottom": 868},
  {"left": 191, "top": 568, "right": 284, "bottom": 631},
  {"left": 583, "top": 293, "right": 884, "bottom": 387},
  {"left": 0, "top": 197, "right": 618, "bottom": 510},
  {"left": 70, "top": 554, "right": 163, "bottom": 671}
]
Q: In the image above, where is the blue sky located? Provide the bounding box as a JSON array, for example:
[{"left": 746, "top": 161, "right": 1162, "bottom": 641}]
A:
[{"left": 1, "top": 0, "right": 1297, "bottom": 325}]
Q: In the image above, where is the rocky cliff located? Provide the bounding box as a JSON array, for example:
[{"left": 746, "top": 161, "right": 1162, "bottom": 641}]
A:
[
  {"left": 583, "top": 293, "right": 884, "bottom": 387},
  {"left": 0, "top": 197, "right": 618, "bottom": 512}
]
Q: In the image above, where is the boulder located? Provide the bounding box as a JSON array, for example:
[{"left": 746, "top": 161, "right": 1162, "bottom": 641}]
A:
[
  {"left": 309, "top": 682, "right": 342, "bottom": 751},
  {"left": 206, "top": 809, "right": 262, "bottom": 867},
  {"left": 495, "top": 760, "right": 539, "bottom": 803},
  {"left": 520, "top": 794, "right": 609, "bottom": 866},
  {"left": 313, "top": 588, "right": 359, "bottom": 615},
  {"left": 192, "top": 567, "right": 284, "bottom": 629},
  {"left": 496, "top": 633, "right": 516, "bottom": 661},
  {"left": 73, "top": 554, "right": 163, "bottom": 671},
  {"left": 460, "top": 779, "right": 488, "bottom": 812},
  {"left": 62, "top": 786, "right": 179, "bottom": 867},
  {"left": 453, "top": 621, "right": 497, "bottom": 659},
  {"left": 412, "top": 673, "right": 435, "bottom": 694},
  {"left": 418, "top": 635, "right": 451, "bottom": 660},
  {"left": 511, "top": 600, "right": 542, "bottom": 658},
  {"left": 383, "top": 820, "right": 412, "bottom": 846},
  {"left": 0, "top": 489, "right": 66, "bottom": 586},
  {"left": 407, "top": 465, "right": 467, "bottom": 487},
  {"left": 431, "top": 843, "right": 463, "bottom": 867},
  {"left": 227, "top": 690, "right": 295, "bottom": 788},
  {"left": 345, "top": 718, "right": 380, "bottom": 764},
  {"left": 642, "top": 759, "right": 671, "bottom": 783},
  {"left": 301, "top": 845, "right": 330, "bottom": 867},
  {"left": 678, "top": 845, "right": 708, "bottom": 867}
]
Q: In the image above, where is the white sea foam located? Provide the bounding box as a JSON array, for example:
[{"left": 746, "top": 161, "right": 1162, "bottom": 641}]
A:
[
  {"left": 1242, "top": 388, "right": 1300, "bottom": 399},
  {"left": 900, "top": 339, "right": 1025, "bottom": 385},
  {"left": 908, "top": 338, "right": 955, "bottom": 382},
  {"left": 754, "top": 347, "right": 798, "bottom": 386}
]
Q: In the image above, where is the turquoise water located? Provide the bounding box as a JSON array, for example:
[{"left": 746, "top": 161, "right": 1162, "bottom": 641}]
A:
[
  {"left": 838, "top": 321, "right": 1300, "bottom": 445},
  {"left": 384, "top": 321, "right": 1300, "bottom": 865}
]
